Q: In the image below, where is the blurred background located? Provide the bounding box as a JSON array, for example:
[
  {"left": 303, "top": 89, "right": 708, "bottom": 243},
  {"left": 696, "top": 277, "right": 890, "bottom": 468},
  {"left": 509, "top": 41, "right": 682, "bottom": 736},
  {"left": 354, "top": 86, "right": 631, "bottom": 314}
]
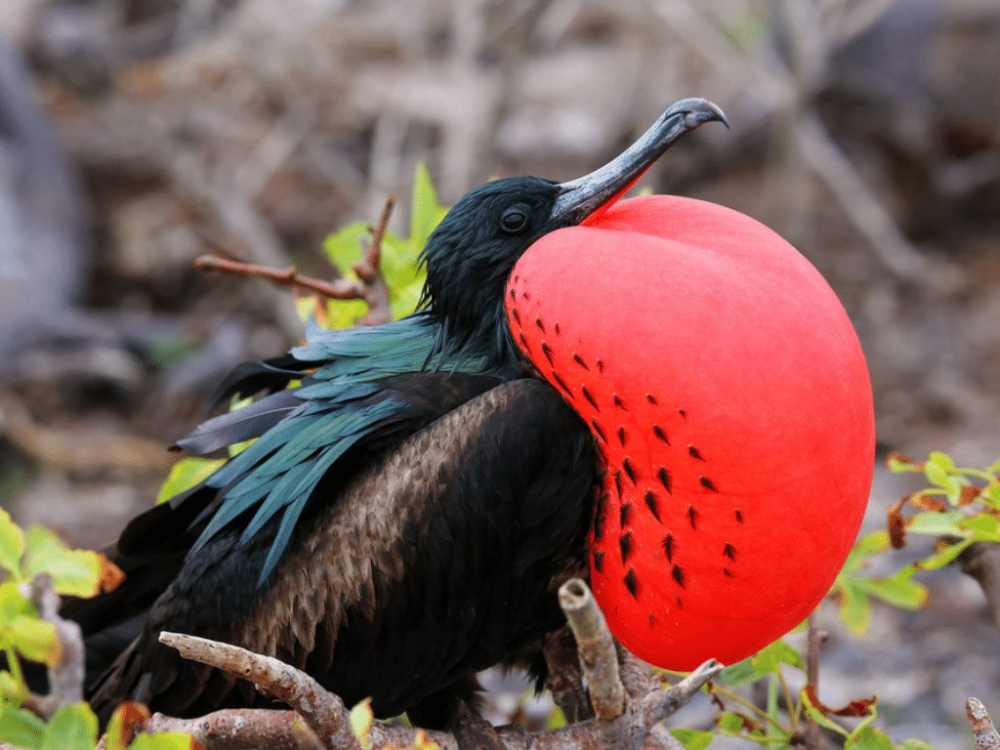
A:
[{"left": 0, "top": 0, "right": 997, "bottom": 746}]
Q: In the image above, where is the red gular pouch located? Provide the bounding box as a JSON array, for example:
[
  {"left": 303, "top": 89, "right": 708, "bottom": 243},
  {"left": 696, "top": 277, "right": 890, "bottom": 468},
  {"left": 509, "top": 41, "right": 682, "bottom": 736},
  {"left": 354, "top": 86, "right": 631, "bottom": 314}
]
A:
[{"left": 505, "top": 194, "right": 874, "bottom": 670}]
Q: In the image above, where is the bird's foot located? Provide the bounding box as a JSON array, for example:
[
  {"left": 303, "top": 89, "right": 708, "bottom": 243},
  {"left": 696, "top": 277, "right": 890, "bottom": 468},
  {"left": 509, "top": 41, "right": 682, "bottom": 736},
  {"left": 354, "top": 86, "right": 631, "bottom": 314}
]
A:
[{"left": 452, "top": 703, "right": 505, "bottom": 750}]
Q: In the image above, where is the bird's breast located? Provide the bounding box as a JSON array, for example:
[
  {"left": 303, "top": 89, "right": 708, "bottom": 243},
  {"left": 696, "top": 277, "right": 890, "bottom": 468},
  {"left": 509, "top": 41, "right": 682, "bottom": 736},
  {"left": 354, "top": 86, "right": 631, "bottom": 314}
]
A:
[{"left": 504, "top": 194, "right": 874, "bottom": 669}]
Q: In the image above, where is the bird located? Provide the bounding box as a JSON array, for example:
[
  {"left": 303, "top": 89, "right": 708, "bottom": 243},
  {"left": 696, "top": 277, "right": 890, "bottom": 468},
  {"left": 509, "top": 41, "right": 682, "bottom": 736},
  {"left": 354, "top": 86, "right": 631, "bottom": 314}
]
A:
[
  {"left": 67, "top": 94, "right": 875, "bottom": 733},
  {"left": 66, "top": 98, "right": 728, "bottom": 729}
]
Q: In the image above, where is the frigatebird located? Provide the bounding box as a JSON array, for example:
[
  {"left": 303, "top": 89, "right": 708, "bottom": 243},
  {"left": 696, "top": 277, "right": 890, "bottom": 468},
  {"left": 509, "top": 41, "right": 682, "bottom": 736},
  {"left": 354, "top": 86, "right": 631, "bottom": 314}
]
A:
[{"left": 69, "top": 98, "right": 730, "bottom": 728}]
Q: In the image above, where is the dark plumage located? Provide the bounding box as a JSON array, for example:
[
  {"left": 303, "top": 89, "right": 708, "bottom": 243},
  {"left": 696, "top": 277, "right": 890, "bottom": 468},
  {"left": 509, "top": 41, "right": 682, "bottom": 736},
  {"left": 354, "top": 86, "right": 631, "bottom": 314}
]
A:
[
  {"left": 69, "top": 98, "right": 726, "bottom": 729},
  {"left": 74, "top": 177, "right": 594, "bottom": 728}
]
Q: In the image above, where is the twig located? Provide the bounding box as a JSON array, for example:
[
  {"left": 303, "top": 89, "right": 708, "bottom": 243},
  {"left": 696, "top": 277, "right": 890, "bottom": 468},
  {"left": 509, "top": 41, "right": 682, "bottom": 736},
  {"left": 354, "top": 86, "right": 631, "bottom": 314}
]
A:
[
  {"left": 158, "top": 632, "right": 360, "bottom": 750},
  {"left": 542, "top": 627, "right": 592, "bottom": 723},
  {"left": 558, "top": 578, "right": 625, "bottom": 720},
  {"left": 194, "top": 256, "right": 366, "bottom": 301},
  {"left": 803, "top": 614, "right": 823, "bottom": 750},
  {"left": 151, "top": 581, "right": 722, "bottom": 750},
  {"left": 645, "top": 660, "right": 723, "bottom": 721},
  {"left": 959, "top": 544, "right": 1000, "bottom": 632},
  {"left": 967, "top": 698, "right": 1000, "bottom": 750},
  {"left": 352, "top": 195, "right": 395, "bottom": 327},
  {"left": 21, "top": 574, "right": 85, "bottom": 718},
  {"left": 194, "top": 195, "right": 396, "bottom": 327},
  {"left": 147, "top": 709, "right": 325, "bottom": 750}
]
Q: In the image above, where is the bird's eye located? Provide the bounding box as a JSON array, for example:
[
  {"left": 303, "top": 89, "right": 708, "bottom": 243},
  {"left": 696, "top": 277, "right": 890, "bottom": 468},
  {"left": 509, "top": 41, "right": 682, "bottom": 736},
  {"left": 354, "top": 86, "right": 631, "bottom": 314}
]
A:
[{"left": 500, "top": 207, "right": 529, "bottom": 234}]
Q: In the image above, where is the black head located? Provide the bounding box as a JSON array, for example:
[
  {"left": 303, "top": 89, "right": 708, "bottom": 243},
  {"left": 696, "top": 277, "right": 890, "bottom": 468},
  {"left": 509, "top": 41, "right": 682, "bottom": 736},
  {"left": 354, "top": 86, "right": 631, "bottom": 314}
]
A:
[
  {"left": 419, "top": 98, "right": 728, "bottom": 368},
  {"left": 421, "top": 175, "right": 568, "bottom": 365}
]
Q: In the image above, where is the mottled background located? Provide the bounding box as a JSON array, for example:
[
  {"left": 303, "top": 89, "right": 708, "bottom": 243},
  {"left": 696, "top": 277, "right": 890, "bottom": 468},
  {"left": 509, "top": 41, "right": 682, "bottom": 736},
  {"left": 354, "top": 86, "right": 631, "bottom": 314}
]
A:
[{"left": 0, "top": 0, "right": 998, "bottom": 747}]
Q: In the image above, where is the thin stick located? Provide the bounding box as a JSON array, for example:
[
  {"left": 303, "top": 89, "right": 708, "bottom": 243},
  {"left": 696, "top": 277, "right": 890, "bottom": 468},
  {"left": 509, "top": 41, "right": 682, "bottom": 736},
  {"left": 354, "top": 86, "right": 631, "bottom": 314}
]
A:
[
  {"left": 352, "top": 195, "right": 395, "bottom": 326},
  {"left": 967, "top": 698, "right": 1000, "bottom": 750},
  {"left": 194, "top": 256, "right": 366, "bottom": 301},
  {"left": 645, "top": 659, "right": 723, "bottom": 721},
  {"left": 558, "top": 578, "right": 626, "bottom": 721},
  {"left": 194, "top": 195, "right": 397, "bottom": 327},
  {"left": 19, "top": 575, "right": 86, "bottom": 719},
  {"left": 803, "top": 614, "right": 823, "bottom": 750},
  {"left": 159, "top": 632, "right": 360, "bottom": 750},
  {"left": 153, "top": 582, "right": 725, "bottom": 750}
]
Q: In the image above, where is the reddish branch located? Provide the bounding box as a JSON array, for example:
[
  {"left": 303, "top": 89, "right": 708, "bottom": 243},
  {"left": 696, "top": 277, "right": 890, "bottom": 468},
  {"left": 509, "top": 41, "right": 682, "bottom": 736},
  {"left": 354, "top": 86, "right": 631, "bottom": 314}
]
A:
[
  {"left": 148, "top": 579, "right": 722, "bottom": 750},
  {"left": 195, "top": 196, "right": 396, "bottom": 327}
]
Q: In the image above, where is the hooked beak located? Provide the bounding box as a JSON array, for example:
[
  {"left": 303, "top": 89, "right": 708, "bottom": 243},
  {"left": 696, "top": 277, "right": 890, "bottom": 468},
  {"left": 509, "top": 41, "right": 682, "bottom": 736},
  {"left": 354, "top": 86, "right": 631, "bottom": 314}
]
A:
[{"left": 551, "top": 98, "right": 728, "bottom": 225}]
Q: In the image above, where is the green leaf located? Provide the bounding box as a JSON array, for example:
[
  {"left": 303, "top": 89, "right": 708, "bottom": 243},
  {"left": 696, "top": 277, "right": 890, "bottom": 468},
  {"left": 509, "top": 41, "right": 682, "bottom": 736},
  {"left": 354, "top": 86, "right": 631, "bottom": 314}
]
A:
[
  {"left": 719, "top": 657, "right": 760, "bottom": 687},
  {"left": 857, "top": 575, "right": 928, "bottom": 610},
  {"left": 927, "top": 452, "right": 956, "bottom": 473},
  {"left": 716, "top": 712, "right": 744, "bottom": 733},
  {"left": 924, "top": 461, "right": 956, "bottom": 493},
  {"left": 0, "top": 704, "right": 45, "bottom": 749},
  {"left": 800, "top": 689, "right": 850, "bottom": 737},
  {"left": 670, "top": 728, "right": 713, "bottom": 750},
  {"left": 854, "top": 530, "right": 891, "bottom": 556},
  {"left": 960, "top": 513, "right": 1000, "bottom": 539},
  {"left": 325, "top": 297, "right": 370, "bottom": 329},
  {"left": 982, "top": 483, "right": 1000, "bottom": 509},
  {"left": 887, "top": 455, "right": 920, "bottom": 473},
  {"left": 0, "top": 509, "right": 25, "bottom": 578},
  {"left": 916, "top": 538, "right": 974, "bottom": 571},
  {"left": 545, "top": 703, "right": 567, "bottom": 730},
  {"left": 0, "top": 669, "right": 26, "bottom": 701},
  {"left": 129, "top": 733, "right": 196, "bottom": 750},
  {"left": 0, "top": 582, "right": 34, "bottom": 621},
  {"left": 906, "top": 510, "right": 966, "bottom": 537},
  {"left": 753, "top": 638, "right": 803, "bottom": 673},
  {"left": 410, "top": 162, "right": 444, "bottom": 248},
  {"left": 40, "top": 702, "right": 98, "bottom": 750},
  {"left": 322, "top": 221, "right": 370, "bottom": 273},
  {"left": 349, "top": 698, "right": 373, "bottom": 749},
  {"left": 6, "top": 616, "right": 58, "bottom": 665},
  {"left": 22, "top": 526, "right": 102, "bottom": 598},
  {"left": 895, "top": 740, "right": 935, "bottom": 750},
  {"left": 845, "top": 726, "right": 893, "bottom": 750},
  {"left": 157, "top": 457, "right": 227, "bottom": 505},
  {"left": 837, "top": 579, "right": 872, "bottom": 635}
]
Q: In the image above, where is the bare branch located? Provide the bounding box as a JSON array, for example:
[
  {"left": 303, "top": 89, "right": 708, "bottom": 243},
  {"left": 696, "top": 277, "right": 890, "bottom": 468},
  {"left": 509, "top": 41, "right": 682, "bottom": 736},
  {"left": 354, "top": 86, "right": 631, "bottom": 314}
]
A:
[
  {"left": 543, "top": 627, "right": 592, "bottom": 723},
  {"left": 194, "top": 255, "right": 366, "bottom": 302},
  {"left": 147, "top": 710, "right": 326, "bottom": 750},
  {"left": 803, "top": 614, "right": 823, "bottom": 750},
  {"left": 558, "top": 578, "right": 626, "bottom": 721},
  {"left": 21, "top": 574, "right": 85, "bottom": 718},
  {"left": 352, "top": 195, "right": 396, "bottom": 327},
  {"left": 967, "top": 698, "right": 1000, "bottom": 750},
  {"left": 153, "top": 581, "right": 723, "bottom": 750},
  {"left": 158, "top": 632, "right": 360, "bottom": 750},
  {"left": 644, "top": 659, "right": 723, "bottom": 721},
  {"left": 194, "top": 195, "right": 396, "bottom": 328}
]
